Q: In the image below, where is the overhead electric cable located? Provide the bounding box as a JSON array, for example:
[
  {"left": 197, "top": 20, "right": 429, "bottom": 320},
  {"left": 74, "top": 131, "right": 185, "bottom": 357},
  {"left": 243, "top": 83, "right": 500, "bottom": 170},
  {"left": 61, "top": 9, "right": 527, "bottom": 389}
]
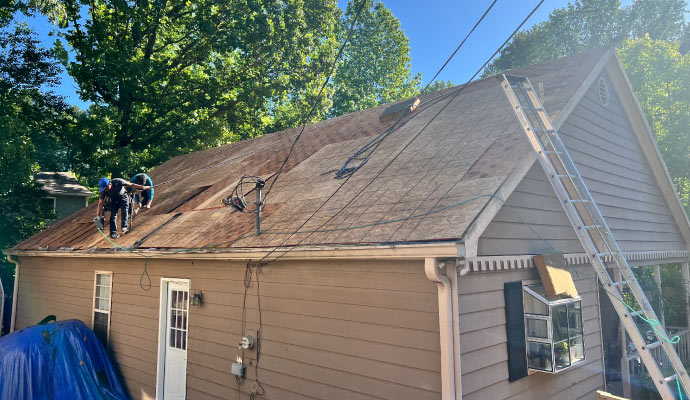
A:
[
  {"left": 260, "top": 0, "right": 368, "bottom": 202},
  {"left": 255, "top": 0, "right": 547, "bottom": 265},
  {"left": 335, "top": 0, "right": 499, "bottom": 179},
  {"left": 421, "top": 0, "right": 498, "bottom": 93}
]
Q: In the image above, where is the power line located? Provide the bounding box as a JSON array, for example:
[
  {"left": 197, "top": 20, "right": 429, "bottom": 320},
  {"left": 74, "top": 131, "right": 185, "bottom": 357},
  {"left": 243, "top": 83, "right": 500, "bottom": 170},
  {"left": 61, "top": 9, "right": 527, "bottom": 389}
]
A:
[
  {"left": 255, "top": 0, "right": 546, "bottom": 265},
  {"left": 421, "top": 0, "right": 498, "bottom": 93},
  {"left": 335, "top": 0, "right": 499, "bottom": 180},
  {"left": 260, "top": 0, "right": 369, "bottom": 202}
]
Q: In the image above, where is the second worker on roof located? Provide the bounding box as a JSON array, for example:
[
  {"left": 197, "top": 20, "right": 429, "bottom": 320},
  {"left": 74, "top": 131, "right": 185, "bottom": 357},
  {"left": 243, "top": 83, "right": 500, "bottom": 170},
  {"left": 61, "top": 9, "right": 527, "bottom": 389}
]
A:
[{"left": 96, "top": 177, "right": 152, "bottom": 239}]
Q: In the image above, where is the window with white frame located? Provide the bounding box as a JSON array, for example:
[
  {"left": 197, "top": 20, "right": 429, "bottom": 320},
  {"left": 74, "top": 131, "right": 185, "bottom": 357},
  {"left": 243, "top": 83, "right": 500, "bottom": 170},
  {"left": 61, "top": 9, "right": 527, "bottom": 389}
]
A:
[{"left": 93, "top": 272, "right": 113, "bottom": 346}]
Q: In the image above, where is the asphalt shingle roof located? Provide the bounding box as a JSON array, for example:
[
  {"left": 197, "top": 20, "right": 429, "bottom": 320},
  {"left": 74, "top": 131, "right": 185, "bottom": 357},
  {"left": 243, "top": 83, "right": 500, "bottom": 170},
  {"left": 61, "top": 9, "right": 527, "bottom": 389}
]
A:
[{"left": 16, "top": 48, "right": 610, "bottom": 251}]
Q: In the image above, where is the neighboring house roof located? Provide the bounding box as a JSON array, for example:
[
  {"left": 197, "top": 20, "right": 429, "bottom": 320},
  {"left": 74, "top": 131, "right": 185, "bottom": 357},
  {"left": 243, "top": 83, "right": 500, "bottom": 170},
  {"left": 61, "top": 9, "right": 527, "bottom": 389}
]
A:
[
  {"left": 35, "top": 172, "right": 93, "bottom": 197},
  {"left": 15, "top": 47, "right": 687, "bottom": 253}
]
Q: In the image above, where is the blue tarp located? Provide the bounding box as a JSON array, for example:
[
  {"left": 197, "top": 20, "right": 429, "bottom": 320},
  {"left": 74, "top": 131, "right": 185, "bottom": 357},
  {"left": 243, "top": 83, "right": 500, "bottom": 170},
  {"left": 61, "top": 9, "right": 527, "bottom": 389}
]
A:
[{"left": 0, "top": 319, "right": 129, "bottom": 400}]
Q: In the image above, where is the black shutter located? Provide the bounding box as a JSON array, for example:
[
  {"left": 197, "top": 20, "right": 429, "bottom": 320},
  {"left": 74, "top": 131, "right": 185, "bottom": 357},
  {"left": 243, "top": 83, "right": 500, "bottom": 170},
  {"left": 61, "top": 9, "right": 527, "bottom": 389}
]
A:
[{"left": 504, "top": 280, "right": 528, "bottom": 381}]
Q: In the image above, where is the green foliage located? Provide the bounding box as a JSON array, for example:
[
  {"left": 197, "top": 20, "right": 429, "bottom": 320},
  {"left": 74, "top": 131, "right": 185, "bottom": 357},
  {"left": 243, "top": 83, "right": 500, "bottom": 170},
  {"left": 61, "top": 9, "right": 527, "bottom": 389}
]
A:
[
  {"left": 424, "top": 79, "right": 454, "bottom": 94},
  {"left": 0, "top": 21, "right": 63, "bottom": 319},
  {"left": 619, "top": 37, "right": 690, "bottom": 210},
  {"left": 329, "top": 0, "right": 421, "bottom": 117},
  {"left": 49, "top": 0, "right": 341, "bottom": 178},
  {"left": 484, "top": 0, "right": 688, "bottom": 76}
]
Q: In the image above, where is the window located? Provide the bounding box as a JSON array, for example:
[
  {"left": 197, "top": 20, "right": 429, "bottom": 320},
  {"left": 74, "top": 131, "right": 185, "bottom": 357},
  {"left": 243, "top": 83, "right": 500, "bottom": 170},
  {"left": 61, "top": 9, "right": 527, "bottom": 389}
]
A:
[
  {"left": 93, "top": 272, "right": 113, "bottom": 347},
  {"left": 523, "top": 284, "right": 585, "bottom": 373}
]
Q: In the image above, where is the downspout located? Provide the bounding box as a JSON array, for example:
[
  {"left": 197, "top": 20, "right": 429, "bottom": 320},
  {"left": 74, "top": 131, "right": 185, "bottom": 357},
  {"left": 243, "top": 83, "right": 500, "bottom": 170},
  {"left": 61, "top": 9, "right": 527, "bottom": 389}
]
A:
[
  {"left": 425, "top": 257, "right": 457, "bottom": 400},
  {"left": 7, "top": 255, "right": 19, "bottom": 332}
]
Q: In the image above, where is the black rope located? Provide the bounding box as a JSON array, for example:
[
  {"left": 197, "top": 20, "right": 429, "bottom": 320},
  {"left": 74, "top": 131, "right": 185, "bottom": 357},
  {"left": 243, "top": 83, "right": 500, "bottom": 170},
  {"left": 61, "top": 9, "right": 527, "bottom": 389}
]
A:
[{"left": 139, "top": 258, "right": 152, "bottom": 291}]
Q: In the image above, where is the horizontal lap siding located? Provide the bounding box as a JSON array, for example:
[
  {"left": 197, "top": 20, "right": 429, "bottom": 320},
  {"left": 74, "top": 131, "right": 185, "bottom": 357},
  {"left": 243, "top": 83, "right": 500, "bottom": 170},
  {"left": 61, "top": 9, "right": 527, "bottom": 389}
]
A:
[
  {"left": 478, "top": 72, "right": 685, "bottom": 256},
  {"left": 15, "top": 257, "right": 441, "bottom": 400},
  {"left": 478, "top": 163, "right": 584, "bottom": 255},
  {"left": 458, "top": 266, "right": 604, "bottom": 399}
]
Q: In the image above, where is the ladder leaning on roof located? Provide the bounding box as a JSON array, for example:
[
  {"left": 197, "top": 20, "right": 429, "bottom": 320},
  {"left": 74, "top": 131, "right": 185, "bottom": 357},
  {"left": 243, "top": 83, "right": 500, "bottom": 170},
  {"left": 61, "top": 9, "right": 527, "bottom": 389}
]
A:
[{"left": 498, "top": 74, "right": 690, "bottom": 399}]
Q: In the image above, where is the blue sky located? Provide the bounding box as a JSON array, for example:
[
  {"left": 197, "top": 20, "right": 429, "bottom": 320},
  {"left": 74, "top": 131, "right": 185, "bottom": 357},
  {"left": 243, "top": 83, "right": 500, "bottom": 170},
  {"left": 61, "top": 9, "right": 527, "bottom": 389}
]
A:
[{"left": 19, "top": 0, "right": 585, "bottom": 109}]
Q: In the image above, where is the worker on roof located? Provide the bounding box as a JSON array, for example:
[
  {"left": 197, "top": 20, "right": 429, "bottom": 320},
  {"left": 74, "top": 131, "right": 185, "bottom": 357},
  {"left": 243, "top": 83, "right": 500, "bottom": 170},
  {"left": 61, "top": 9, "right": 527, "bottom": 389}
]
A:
[
  {"left": 129, "top": 172, "right": 154, "bottom": 213},
  {"left": 96, "top": 177, "right": 151, "bottom": 239}
]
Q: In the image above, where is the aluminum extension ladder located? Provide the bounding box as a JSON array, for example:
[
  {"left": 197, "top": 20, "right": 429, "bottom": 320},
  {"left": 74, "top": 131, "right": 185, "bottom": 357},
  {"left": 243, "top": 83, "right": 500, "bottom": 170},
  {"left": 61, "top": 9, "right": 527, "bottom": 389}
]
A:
[{"left": 498, "top": 74, "right": 690, "bottom": 399}]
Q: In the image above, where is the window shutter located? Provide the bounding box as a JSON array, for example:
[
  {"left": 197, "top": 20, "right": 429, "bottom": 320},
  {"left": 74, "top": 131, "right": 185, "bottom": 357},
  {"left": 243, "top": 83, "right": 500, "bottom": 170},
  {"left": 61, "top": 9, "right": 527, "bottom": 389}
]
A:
[{"left": 505, "top": 280, "right": 528, "bottom": 381}]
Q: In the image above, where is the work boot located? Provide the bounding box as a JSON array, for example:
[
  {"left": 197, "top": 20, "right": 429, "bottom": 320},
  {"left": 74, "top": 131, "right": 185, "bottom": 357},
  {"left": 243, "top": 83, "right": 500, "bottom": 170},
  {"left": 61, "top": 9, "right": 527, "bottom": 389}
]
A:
[
  {"left": 110, "top": 232, "right": 120, "bottom": 239},
  {"left": 122, "top": 228, "right": 129, "bottom": 235}
]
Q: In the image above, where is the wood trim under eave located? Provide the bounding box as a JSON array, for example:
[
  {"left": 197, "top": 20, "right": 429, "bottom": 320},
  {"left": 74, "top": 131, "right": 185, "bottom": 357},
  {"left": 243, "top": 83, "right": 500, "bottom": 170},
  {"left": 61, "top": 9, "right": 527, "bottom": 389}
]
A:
[
  {"left": 4, "top": 242, "right": 462, "bottom": 261},
  {"left": 463, "top": 49, "right": 615, "bottom": 256},
  {"left": 605, "top": 54, "right": 690, "bottom": 248}
]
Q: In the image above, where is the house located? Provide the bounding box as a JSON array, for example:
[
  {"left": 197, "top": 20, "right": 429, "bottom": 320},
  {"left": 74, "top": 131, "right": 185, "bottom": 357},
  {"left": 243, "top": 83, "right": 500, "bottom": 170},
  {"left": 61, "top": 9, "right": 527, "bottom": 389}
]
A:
[
  {"left": 5, "top": 48, "right": 690, "bottom": 400},
  {"left": 35, "top": 172, "right": 93, "bottom": 219}
]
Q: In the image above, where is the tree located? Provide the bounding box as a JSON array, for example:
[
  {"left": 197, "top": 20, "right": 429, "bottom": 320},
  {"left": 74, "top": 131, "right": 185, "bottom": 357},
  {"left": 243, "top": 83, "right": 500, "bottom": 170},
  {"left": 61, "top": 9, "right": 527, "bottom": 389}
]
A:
[
  {"left": 47, "top": 0, "right": 342, "bottom": 178},
  {"left": 618, "top": 36, "right": 690, "bottom": 208},
  {"left": 483, "top": 0, "right": 688, "bottom": 76},
  {"left": 329, "top": 0, "right": 421, "bottom": 117},
  {"left": 0, "top": 18, "right": 65, "bottom": 332},
  {"left": 424, "top": 79, "right": 454, "bottom": 94}
]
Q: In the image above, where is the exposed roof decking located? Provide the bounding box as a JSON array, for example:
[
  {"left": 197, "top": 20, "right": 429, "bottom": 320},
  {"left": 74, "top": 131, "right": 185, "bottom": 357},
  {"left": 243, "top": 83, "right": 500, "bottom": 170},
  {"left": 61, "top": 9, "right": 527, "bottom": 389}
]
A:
[{"left": 16, "top": 48, "right": 610, "bottom": 251}]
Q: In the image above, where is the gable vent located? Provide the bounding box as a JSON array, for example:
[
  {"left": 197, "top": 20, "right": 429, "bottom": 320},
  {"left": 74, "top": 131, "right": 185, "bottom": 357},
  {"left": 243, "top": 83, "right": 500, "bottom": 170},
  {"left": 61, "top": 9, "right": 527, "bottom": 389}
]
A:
[{"left": 597, "top": 76, "right": 609, "bottom": 107}]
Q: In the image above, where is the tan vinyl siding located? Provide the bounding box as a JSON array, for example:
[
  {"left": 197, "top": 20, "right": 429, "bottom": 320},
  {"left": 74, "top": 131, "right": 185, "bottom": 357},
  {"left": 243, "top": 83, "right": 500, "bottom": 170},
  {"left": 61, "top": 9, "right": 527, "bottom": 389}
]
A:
[
  {"left": 478, "top": 71, "right": 685, "bottom": 256},
  {"left": 14, "top": 256, "right": 441, "bottom": 400},
  {"left": 458, "top": 265, "right": 604, "bottom": 399}
]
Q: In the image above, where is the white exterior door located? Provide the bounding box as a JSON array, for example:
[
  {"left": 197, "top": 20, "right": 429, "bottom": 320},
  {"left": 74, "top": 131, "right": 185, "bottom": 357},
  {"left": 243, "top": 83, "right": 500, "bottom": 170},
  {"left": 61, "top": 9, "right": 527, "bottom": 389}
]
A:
[{"left": 162, "top": 281, "right": 189, "bottom": 400}]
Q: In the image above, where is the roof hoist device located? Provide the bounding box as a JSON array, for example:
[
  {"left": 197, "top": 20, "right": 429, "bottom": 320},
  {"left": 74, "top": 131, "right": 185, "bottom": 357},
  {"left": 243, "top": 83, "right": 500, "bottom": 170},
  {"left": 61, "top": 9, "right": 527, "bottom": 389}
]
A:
[
  {"left": 499, "top": 74, "right": 689, "bottom": 399},
  {"left": 221, "top": 175, "right": 265, "bottom": 236}
]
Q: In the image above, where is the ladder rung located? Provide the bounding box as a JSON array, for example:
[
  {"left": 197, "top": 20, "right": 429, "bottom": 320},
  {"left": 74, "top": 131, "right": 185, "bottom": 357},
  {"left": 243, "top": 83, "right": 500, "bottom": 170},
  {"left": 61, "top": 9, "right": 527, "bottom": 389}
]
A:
[
  {"left": 629, "top": 309, "right": 646, "bottom": 318},
  {"left": 664, "top": 373, "right": 680, "bottom": 383},
  {"left": 529, "top": 106, "right": 545, "bottom": 112},
  {"left": 647, "top": 341, "right": 661, "bottom": 350},
  {"left": 556, "top": 174, "right": 578, "bottom": 179},
  {"left": 568, "top": 199, "right": 590, "bottom": 203},
  {"left": 596, "top": 252, "right": 619, "bottom": 256},
  {"left": 543, "top": 150, "right": 563, "bottom": 155},
  {"left": 611, "top": 281, "right": 629, "bottom": 287},
  {"left": 582, "top": 225, "right": 604, "bottom": 230}
]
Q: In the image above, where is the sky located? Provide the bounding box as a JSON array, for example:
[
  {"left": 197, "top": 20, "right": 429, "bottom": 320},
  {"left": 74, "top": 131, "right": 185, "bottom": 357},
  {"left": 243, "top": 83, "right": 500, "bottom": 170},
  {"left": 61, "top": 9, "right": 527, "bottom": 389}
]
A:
[{"left": 19, "top": 0, "right": 585, "bottom": 109}]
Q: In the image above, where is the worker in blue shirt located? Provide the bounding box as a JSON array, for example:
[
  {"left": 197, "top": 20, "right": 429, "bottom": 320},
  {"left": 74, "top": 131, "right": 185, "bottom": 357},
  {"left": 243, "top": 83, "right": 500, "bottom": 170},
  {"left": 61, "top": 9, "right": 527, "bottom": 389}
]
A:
[
  {"left": 96, "top": 177, "right": 151, "bottom": 239},
  {"left": 130, "top": 173, "right": 154, "bottom": 213}
]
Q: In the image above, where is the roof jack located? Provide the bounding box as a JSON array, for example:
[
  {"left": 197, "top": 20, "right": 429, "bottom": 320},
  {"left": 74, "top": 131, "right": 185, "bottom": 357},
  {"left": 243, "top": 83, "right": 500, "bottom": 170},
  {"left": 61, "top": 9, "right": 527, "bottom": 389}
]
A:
[{"left": 221, "top": 175, "right": 265, "bottom": 236}]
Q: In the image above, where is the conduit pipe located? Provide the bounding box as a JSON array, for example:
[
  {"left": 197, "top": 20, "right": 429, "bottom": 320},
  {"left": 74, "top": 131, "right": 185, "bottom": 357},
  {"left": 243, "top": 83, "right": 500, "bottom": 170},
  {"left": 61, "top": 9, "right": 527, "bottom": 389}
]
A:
[
  {"left": 425, "top": 257, "right": 457, "bottom": 400},
  {"left": 7, "top": 255, "right": 20, "bottom": 332}
]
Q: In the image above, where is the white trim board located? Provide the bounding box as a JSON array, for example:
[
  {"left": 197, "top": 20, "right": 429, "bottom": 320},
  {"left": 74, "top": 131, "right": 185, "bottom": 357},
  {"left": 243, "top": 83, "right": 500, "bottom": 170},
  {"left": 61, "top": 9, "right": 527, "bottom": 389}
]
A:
[
  {"left": 155, "top": 278, "right": 191, "bottom": 400},
  {"left": 466, "top": 250, "right": 690, "bottom": 273}
]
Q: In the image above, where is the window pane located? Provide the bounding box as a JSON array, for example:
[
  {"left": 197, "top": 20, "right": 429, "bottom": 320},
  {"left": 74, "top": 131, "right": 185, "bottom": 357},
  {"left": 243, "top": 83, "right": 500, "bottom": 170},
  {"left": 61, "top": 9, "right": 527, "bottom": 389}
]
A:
[
  {"left": 568, "top": 302, "right": 583, "bottom": 337},
  {"left": 97, "top": 274, "right": 110, "bottom": 286},
  {"left": 552, "top": 305, "right": 568, "bottom": 342},
  {"left": 171, "top": 290, "right": 178, "bottom": 309},
  {"left": 524, "top": 291, "right": 549, "bottom": 315},
  {"left": 527, "top": 341, "right": 552, "bottom": 371},
  {"left": 526, "top": 318, "right": 549, "bottom": 339},
  {"left": 555, "top": 340, "right": 571, "bottom": 370},
  {"left": 93, "top": 311, "right": 109, "bottom": 346},
  {"left": 570, "top": 335, "right": 585, "bottom": 364}
]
